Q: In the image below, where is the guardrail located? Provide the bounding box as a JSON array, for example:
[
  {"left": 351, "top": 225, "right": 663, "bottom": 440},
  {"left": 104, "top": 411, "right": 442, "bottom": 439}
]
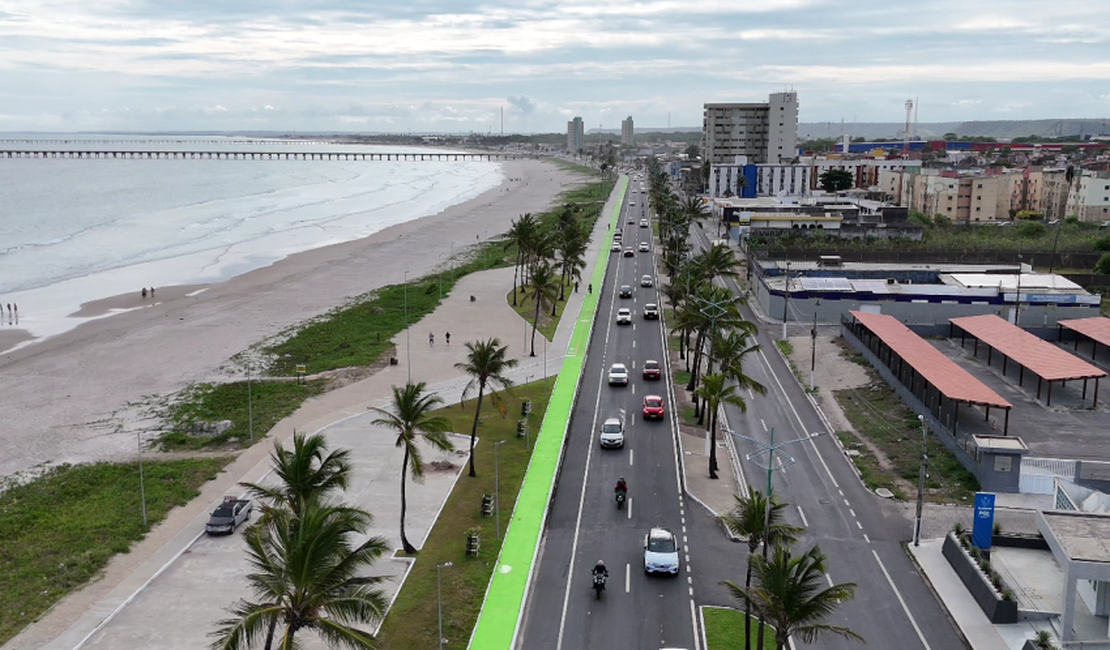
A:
[{"left": 467, "top": 176, "right": 628, "bottom": 649}]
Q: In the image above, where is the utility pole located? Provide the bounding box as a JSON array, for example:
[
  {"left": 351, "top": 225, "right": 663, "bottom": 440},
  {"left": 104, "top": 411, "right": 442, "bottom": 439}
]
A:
[
  {"left": 437, "top": 561, "right": 453, "bottom": 650},
  {"left": 1014, "top": 254, "right": 1023, "bottom": 326},
  {"left": 404, "top": 270, "right": 411, "bottom": 384},
  {"left": 782, "top": 261, "right": 791, "bottom": 340},
  {"left": 914, "top": 415, "right": 928, "bottom": 547},
  {"left": 247, "top": 363, "right": 254, "bottom": 444},
  {"left": 810, "top": 308, "right": 818, "bottom": 392},
  {"left": 494, "top": 440, "right": 506, "bottom": 540}
]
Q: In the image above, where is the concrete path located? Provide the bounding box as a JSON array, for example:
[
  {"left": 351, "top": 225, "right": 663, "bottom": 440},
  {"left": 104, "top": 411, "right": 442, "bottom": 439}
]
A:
[{"left": 11, "top": 180, "right": 618, "bottom": 650}]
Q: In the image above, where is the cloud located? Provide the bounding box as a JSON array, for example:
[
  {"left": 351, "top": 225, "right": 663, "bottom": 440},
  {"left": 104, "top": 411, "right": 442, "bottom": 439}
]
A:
[{"left": 506, "top": 94, "right": 538, "bottom": 115}]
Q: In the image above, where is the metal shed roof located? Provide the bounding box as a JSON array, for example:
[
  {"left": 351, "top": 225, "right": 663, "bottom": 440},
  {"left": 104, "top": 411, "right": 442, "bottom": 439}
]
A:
[
  {"left": 1061, "top": 317, "right": 1110, "bottom": 349},
  {"left": 950, "top": 314, "right": 1106, "bottom": 382}
]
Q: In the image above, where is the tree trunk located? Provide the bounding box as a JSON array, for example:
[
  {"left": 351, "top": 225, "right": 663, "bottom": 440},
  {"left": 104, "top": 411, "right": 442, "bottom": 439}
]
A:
[
  {"left": 511, "top": 256, "right": 519, "bottom": 306},
  {"left": 468, "top": 386, "right": 485, "bottom": 477},
  {"left": 744, "top": 554, "right": 754, "bottom": 650},
  {"left": 530, "top": 299, "right": 541, "bottom": 357},
  {"left": 400, "top": 445, "right": 417, "bottom": 554},
  {"left": 264, "top": 614, "right": 278, "bottom": 650},
  {"left": 708, "top": 401, "right": 719, "bottom": 479}
]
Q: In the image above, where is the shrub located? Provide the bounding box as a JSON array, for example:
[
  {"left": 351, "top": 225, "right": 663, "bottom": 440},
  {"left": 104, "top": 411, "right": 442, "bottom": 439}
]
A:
[
  {"left": 1095, "top": 235, "right": 1110, "bottom": 252},
  {"left": 1096, "top": 254, "right": 1110, "bottom": 275},
  {"left": 1017, "top": 221, "right": 1046, "bottom": 237},
  {"left": 993, "top": 521, "right": 1002, "bottom": 535},
  {"left": 933, "top": 214, "right": 952, "bottom": 228},
  {"left": 952, "top": 521, "right": 966, "bottom": 536}
]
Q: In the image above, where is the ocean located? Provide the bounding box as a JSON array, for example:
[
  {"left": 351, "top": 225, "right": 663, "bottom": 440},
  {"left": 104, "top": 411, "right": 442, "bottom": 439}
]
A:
[{"left": 0, "top": 137, "right": 503, "bottom": 351}]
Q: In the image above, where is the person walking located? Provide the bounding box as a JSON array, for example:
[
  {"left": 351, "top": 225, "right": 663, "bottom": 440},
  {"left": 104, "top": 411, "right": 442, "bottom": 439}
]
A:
[
  {"left": 429, "top": 332, "right": 435, "bottom": 346},
  {"left": 141, "top": 288, "right": 147, "bottom": 299},
  {"left": 574, "top": 281, "right": 579, "bottom": 293},
  {"left": 445, "top": 331, "right": 451, "bottom": 345}
]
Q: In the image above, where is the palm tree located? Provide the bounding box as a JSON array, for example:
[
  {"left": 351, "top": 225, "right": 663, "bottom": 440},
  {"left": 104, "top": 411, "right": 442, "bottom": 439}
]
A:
[
  {"left": 720, "top": 491, "right": 803, "bottom": 650},
  {"left": 699, "top": 326, "right": 762, "bottom": 424},
  {"left": 524, "top": 262, "right": 559, "bottom": 357},
  {"left": 557, "top": 235, "right": 588, "bottom": 302},
  {"left": 504, "top": 213, "right": 537, "bottom": 306},
  {"left": 693, "top": 373, "right": 747, "bottom": 479},
  {"left": 240, "top": 432, "right": 351, "bottom": 517},
  {"left": 693, "top": 243, "right": 740, "bottom": 283},
  {"left": 370, "top": 382, "right": 454, "bottom": 554},
  {"left": 455, "top": 338, "right": 517, "bottom": 477},
  {"left": 724, "top": 544, "right": 862, "bottom": 650},
  {"left": 211, "top": 503, "right": 389, "bottom": 650}
]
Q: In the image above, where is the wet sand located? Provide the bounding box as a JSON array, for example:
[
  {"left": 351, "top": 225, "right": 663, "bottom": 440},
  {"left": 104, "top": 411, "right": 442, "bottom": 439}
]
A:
[{"left": 0, "top": 157, "right": 583, "bottom": 480}]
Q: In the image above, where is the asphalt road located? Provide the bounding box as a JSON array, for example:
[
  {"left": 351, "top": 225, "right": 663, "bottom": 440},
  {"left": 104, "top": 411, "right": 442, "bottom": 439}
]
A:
[
  {"left": 683, "top": 223, "right": 967, "bottom": 650},
  {"left": 519, "top": 183, "right": 699, "bottom": 650}
]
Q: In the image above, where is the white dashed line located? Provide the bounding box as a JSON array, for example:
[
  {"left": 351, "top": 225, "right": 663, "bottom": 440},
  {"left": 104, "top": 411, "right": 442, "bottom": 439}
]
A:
[
  {"left": 856, "top": 521, "right": 863, "bottom": 529},
  {"left": 626, "top": 564, "right": 631, "bottom": 593},
  {"left": 797, "top": 505, "right": 809, "bottom": 527},
  {"left": 825, "top": 572, "right": 834, "bottom": 588},
  {"left": 629, "top": 449, "right": 634, "bottom": 466},
  {"left": 849, "top": 509, "right": 856, "bottom": 518},
  {"left": 863, "top": 533, "right": 871, "bottom": 543}
]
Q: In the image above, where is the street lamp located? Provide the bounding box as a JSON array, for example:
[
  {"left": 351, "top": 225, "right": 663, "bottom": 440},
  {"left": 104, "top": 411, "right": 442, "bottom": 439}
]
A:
[
  {"left": 246, "top": 361, "right": 254, "bottom": 444},
  {"left": 404, "top": 270, "right": 411, "bottom": 384},
  {"left": 524, "top": 375, "right": 535, "bottom": 450},
  {"left": 494, "top": 440, "right": 506, "bottom": 540},
  {"left": 782, "top": 261, "right": 792, "bottom": 341},
  {"left": 914, "top": 415, "right": 928, "bottom": 547},
  {"left": 1014, "top": 254, "right": 1024, "bottom": 327},
  {"left": 437, "top": 561, "right": 454, "bottom": 650},
  {"left": 137, "top": 430, "right": 148, "bottom": 528}
]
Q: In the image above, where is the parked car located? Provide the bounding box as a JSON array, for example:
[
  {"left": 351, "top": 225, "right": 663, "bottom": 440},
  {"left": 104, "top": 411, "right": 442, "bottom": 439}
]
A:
[
  {"left": 643, "top": 303, "right": 659, "bottom": 319},
  {"left": 599, "top": 417, "right": 625, "bottom": 448},
  {"left": 642, "top": 359, "right": 661, "bottom": 379},
  {"left": 641, "top": 275, "right": 654, "bottom": 287},
  {"left": 642, "top": 395, "right": 665, "bottom": 420},
  {"left": 608, "top": 363, "right": 629, "bottom": 384},
  {"left": 639, "top": 242, "right": 650, "bottom": 252},
  {"left": 610, "top": 241, "right": 622, "bottom": 252},
  {"left": 616, "top": 308, "right": 632, "bottom": 325},
  {"left": 643, "top": 527, "right": 680, "bottom": 574},
  {"left": 624, "top": 247, "right": 635, "bottom": 257},
  {"left": 206, "top": 497, "right": 253, "bottom": 535}
]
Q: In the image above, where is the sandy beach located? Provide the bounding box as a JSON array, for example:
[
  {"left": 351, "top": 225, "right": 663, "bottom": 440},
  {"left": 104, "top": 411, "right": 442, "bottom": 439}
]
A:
[{"left": 0, "top": 157, "right": 582, "bottom": 480}]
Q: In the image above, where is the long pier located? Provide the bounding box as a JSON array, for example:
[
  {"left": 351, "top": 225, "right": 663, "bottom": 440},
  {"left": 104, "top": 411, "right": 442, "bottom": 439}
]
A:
[{"left": 0, "top": 150, "right": 532, "bottom": 161}]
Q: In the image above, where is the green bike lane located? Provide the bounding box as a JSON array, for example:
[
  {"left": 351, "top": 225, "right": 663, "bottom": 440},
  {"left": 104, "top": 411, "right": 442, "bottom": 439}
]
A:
[{"left": 468, "top": 175, "right": 627, "bottom": 649}]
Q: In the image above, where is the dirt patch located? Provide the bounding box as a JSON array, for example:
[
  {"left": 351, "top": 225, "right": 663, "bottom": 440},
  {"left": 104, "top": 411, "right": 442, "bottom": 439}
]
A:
[{"left": 425, "top": 460, "right": 458, "bottom": 473}]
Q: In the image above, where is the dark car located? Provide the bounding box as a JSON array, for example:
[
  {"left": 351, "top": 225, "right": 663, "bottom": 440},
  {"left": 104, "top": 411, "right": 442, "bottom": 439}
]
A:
[
  {"left": 642, "top": 359, "right": 661, "bottom": 379},
  {"left": 206, "top": 497, "right": 253, "bottom": 535},
  {"left": 623, "top": 247, "right": 635, "bottom": 257},
  {"left": 619, "top": 285, "right": 633, "bottom": 298}
]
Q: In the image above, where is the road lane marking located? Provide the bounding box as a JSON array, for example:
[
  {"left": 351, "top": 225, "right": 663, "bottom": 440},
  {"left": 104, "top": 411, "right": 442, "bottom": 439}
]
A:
[
  {"left": 626, "top": 564, "right": 631, "bottom": 593},
  {"left": 872, "top": 549, "right": 933, "bottom": 650},
  {"left": 825, "top": 572, "right": 834, "bottom": 588},
  {"left": 863, "top": 533, "right": 871, "bottom": 543},
  {"left": 797, "top": 506, "right": 809, "bottom": 527},
  {"left": 843, "top": 498, "right": 850, "bottom": 506},
  {"left": 760, "top": 418, "right": 767, "bottom": 431},
  {"left": 849, "top": 508, "right": 856, "bottom": 518},
  {"left": 628, "top": 498, "right": 632, "bottom": 520},
  {"left": 856, "top": 521, "right": 863, "bottom": 529},
  {"left": 630, "top": 449, "right": 634, "bottom": 466}
]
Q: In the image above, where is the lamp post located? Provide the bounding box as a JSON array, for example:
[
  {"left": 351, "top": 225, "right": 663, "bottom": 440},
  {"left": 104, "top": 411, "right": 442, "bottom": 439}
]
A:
[
  {"left": 782, "top": 261, "right": 791, "bottom": 340},
  {"left": 494, "top": 440, "right": 506, "bottom": 540},
  {"left": 246, "top": 362, "right": 254, "bottom": 444},
  {"left": 437, "top": 561, "right": 454, "bottom": 650},
  {"left": 404, "top": 270, "right": 411, "bottom": 384},
  {"left": 914, "top": 415, "right": 928, "bottom": 547},
  {"left": 1014, "top": 254, "right": 1023, "bottom": 327},
  {"left": 524, "top": 374, "right": 535, "bottom": 450},
  {"left": 137, "top": 431, "right": 148, "bottom": 528},
  {"left": 810, "top": 300, "right": 819, "bottom": 392}
]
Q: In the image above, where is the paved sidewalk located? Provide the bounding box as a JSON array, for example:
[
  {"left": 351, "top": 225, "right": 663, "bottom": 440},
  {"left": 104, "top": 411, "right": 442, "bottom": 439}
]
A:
[{"left": 13, "top": 178, "right": 622, "bottom": 650}]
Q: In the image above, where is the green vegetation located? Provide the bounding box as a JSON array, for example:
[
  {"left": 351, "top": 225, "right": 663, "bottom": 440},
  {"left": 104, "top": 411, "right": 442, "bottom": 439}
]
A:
[
  {"left": 375, "top": 377, "right": 555, "bottom": 650},
  {"left": 703, "top": 607, "right": 777, "bottom": 650},
  {"left": 775, "top": 340, "right": 794, "bottom": 357},
  {"left": 160, "top": 379, "right": 328, "bottom": 451},
  {"left": 507, "top": 279, "right": 573, "bottom": 341},
  {"left": 0, "top": 458, "right": 233, "bottom": 646},
  {"left": 833, "top": 345, "right": 979, "bottom": 503}
]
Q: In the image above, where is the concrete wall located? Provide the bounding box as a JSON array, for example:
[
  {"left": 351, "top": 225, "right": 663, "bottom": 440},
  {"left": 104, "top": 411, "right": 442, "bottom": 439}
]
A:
[{"left": 942, "top": 533, "right": 1020, "bottom": 624}]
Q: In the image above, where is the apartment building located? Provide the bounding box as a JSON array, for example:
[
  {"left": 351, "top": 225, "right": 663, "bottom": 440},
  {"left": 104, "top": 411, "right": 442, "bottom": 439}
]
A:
[
  {"left": 879, "top": 169, "right": 1014, "bottom": 222},
  {"left": 702, "top": 92, "right": 799, "bottom": 166},
  {"left": 1065, "top": 171, "right": 1110, "bottom": 222},
  {"left": 620, "top": 116, "right": 635, "bottom": 147},
  {"left": 1041, "top": 169, "right": 1070, "bottom": 221},
  {"left": 566, "top": 117, "right": 584, "bottom": 153}
]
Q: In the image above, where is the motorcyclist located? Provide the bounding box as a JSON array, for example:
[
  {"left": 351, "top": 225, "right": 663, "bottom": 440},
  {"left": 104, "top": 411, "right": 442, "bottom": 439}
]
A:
[
  {"left": 593, "top": 560, "right": 609, "bottom": 578},
  {"left": 615, "top": 477, "right": 628, "bottom": 495}
]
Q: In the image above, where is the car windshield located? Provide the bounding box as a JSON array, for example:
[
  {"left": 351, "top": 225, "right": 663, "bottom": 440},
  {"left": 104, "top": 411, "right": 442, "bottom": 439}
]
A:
[
  {"left": 602, "top": 423, "right": 621, "bottom": 433},
  {"left": 213, "top": 506, "right": 234, "bottom": 517},
  {"left": 646, "top": 398, "right": 662, "bottom": 407},
  {"left": 648, "top": 535, "right": 676, "bottom": 553},
  {"left": 645, "top": 361, "right": 658, "bottom": 369}
]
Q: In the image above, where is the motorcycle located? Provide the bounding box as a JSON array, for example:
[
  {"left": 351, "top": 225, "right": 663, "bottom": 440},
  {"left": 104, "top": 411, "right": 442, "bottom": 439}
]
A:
[
  {"left": 615, "top": 488, "right": 627, "bottom": 510},
  {"left": 593, "top": 572, "right": 607, "bottom": 599}
]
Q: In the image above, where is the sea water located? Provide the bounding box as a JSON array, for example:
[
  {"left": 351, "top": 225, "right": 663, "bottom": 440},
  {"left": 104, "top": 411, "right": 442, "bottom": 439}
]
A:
[{"left": 0, "top": 138, "right": 503, "bottom": 351}]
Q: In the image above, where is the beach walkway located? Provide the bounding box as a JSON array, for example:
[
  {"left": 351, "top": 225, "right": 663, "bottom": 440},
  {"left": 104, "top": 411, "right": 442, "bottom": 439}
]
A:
[{"left": 8, "top": 173, "right": 620, "bottom": 650}]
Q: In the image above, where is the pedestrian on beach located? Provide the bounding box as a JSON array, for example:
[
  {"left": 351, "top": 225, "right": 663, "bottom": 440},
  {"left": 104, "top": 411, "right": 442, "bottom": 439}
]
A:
[
  {"left": 141, "top": 288, "right": 147, "bottom": 299},
  {"left": 445, "top": 331, "right": 451, "bottom": 345},
  {"left": 150, "top": 287, "right": 155, "bottom": 298},
  {"left": 429, "top": 332, "right": 435, "bottom": 346}
]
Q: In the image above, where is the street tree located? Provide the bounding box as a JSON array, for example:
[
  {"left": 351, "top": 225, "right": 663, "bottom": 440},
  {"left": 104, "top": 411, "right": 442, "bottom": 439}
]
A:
[
  {"left": 693, "top": 373, "right": 746, "bottom": 479},
  {"left": 818, "top": 169, "right": 854, "bottom": 194},
  {"left": 455, "top": 338, "right": 517, "bottom": 477}
]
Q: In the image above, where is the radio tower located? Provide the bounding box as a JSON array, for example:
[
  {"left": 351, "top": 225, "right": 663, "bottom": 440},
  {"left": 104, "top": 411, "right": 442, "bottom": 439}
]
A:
[{"left": 903, "top": 98, "right": 914, "bottom": 154}]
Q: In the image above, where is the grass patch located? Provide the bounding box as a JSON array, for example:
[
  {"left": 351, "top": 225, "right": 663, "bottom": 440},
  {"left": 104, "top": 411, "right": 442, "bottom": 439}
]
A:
[
  {"left": 703, "top": 607, "right": 777, "bottom": 650},
  {"left": 680, "top": 404, "right": 700, "bottom": 428},
  {"left": 775, "top": 339, "right": 794, "bottom": 356},
  {"left": 506, "top": 279, "right": 576, "bottom": 342},
  {"left": 160, "top": 379, "right": 328, "bottom": 451},
  {"left": 0, "top": 457, "right": 233, "bottom": 646},
  {"left": 674, "top": 369, "right": 692, "bottom": 386},
  {"left": 832, "top": 347, "right": 979, "bottom": 503},
  {"left": 375, "top": 376, "right": 557, "bottom": 650}
]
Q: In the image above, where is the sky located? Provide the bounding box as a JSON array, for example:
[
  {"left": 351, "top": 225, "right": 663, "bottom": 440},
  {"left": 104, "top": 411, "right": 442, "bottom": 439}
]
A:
[{"left": 2, "top": 0, "right": 1109, "bottom": 134}]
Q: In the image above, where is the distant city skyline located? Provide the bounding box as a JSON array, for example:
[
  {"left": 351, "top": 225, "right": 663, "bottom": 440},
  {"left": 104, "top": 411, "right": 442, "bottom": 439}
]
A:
[{"left": 2, "top": 0, "right": 1109, "bottom": 133}]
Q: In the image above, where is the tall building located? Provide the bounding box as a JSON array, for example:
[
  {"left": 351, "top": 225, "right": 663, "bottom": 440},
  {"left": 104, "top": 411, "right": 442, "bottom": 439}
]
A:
[
  {"left": 621, "top": 116, "right": 635, "bottom": 147},
  {"left": 1065, "top": 171, "right": 1110, "bottom": 222},
  {"left": 566, "top": 117, "right": 585, "bottom": 153},
  {"left": 702, "top": 92, "right": 799, "bottom": 166}
]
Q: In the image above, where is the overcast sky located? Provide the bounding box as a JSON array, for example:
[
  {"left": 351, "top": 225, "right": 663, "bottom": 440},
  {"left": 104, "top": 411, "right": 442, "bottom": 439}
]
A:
[{"left": 2, "top": 0, "right": 1109, "bottom": 134}]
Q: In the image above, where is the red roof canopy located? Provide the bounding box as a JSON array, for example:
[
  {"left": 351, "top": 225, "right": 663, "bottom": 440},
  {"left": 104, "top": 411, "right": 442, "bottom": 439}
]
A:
[
  {"left": 1061, "top": 317, "right": 1110, "bottom": 349},
  {"left": 951, "top": 314, "right": 1106, "bottom": 382},
  {"left": 850, "top": 311, "right": 1011, "bottom": 408}
]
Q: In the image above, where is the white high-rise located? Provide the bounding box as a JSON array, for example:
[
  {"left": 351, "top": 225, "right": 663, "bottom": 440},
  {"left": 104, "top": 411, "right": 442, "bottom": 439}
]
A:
[
  {"left": 621, "top": 116, "right": 635, "bottom": 146},
  {"left": 702, "top": 92, "right": 799, "bottom": 165},
  {"left": 566, "top": 117, "right": 585, "bottom": 153}
]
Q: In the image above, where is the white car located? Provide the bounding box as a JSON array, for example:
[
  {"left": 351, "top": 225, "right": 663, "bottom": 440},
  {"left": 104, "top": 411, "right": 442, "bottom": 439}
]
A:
[
  {"left": 610, "top": 241, "right": 622, "bottom": 252},
  {"left": 616, "top": 308, "right": 632, "bottom": 325},
  {"left": 629, "top": 200, "right": 637, "bottom": 206},
  {"left": 643, "top": 527, "right": 680, "bottom": 575},
  {"left": 599, "top": 417, "right": 625, "bottom": 448},
  {"left": 639, "top": 219, "right": 649, "bottom": 228},
  {"left": 641, "top": 275, "right": 654, "bottom": 287},
  {"left": 638, "top": 242, "right": 650, "bottom": 253},
  {"left": 608, "top": 362, "right": 629, "bottom": 384}
]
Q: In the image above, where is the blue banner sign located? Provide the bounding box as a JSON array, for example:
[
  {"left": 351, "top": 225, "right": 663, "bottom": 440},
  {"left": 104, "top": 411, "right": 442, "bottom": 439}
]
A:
[{"left": 972, "top": 492, "right": 996, "bottom": 550}]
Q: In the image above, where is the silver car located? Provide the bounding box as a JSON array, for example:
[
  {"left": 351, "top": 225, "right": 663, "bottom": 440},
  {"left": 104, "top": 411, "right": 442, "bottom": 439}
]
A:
[
  {"left": 608, "top": 362, "right": 629, "bottom": 384},
  {"left": 599, "top": 417, "right": 625, "bottom": 448},
  {"left": 643, "top": 527, "right": 680, "bottom": 575}
]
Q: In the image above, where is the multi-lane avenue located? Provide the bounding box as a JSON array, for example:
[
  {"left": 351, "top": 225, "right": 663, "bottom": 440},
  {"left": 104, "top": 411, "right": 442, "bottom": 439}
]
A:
[{"left": 519, "top": 177, "right": 967, "bottom": 650}]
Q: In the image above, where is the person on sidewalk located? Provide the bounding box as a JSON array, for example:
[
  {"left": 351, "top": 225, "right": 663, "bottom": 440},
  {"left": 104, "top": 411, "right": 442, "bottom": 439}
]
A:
[
  {"left": 429, "top": 332, "right": 435, "bottom": 346},
  {"left": 445, "top": 331, "right": 451, "bottom": 345}
]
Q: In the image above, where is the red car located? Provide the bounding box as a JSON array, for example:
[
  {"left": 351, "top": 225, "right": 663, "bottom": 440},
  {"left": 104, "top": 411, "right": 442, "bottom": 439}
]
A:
[
  {"left": 643, "top": 395, "right": 665, "bottom": 420},
  {"left": 642, "top": 359, "right": 661, "bottom": 380}
]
